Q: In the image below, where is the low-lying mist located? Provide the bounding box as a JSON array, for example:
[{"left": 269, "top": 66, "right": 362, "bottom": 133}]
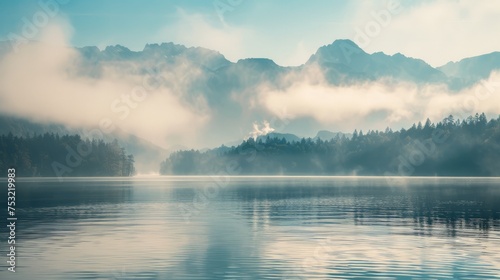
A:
[
  {"left": 258, "top": 65, "right": 500, "bottom": 132},
  {"left": 0, "top": 24, "right": 209, "bottom": 150}
]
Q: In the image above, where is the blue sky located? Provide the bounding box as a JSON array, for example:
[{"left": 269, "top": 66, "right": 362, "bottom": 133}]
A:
[{"left": 1, "top": 0, "right": 500, "bottom": 66}]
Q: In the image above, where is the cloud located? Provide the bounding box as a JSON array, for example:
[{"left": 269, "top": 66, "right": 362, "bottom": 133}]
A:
[
  {"left": 0, "top": 22, "right": 210, "bottom": 149},
  {"left": 249, "top": 121, "right": 275, "bottom": 139},
  {"left": 350, "top": 0, "right": 500, "bottom": 66},
  {"left": 258, "top": 65, "right": 500, "bottom": 131}
]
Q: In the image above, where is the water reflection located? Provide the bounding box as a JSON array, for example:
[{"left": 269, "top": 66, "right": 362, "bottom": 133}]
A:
[
  {"left": 223, "top": 178, "right": 500, "bottom": 234},
  {"left": 0, "top": 177, "right": 498, "bottom": 279}
]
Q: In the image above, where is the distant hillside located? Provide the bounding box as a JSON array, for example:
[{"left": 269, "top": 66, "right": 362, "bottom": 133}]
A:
[
  {"left": 257, "top": 132, "right": 302, "bottom": 143},
  {"left": 314, "top": 130, "right": 352, "bottom": 141},
  {"left": 160, "top": 114, "right": 500, "bottom": 176},
  {"left": 438, "top": 52, "right": 500, "bottom": 88},
  {"left": 0, "top": 133, "right": 135, "bottom": 177},
  {"left": 0, "top": 115, "right": 168, "bottom": 173}
]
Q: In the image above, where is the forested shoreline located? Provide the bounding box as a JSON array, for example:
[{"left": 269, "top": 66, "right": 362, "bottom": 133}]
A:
[
  {"left": 0, "top": 133, "right": 135, "bottom": 177},
  {"left": 160, "top": 113, "right": 500, "bottom": 176}
]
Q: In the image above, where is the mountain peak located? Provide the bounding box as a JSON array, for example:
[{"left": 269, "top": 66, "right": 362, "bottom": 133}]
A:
[
  {"left": 104, "top": 44, "right": 131, "bottom": 53},
  {"left": 307, "top": 39, "right": 367, "bottom": 65},
  {"left": 330, "top": 39, "right": 362, "bottom": 49},
  {"left": 324, "top": 39, "right": 365, "bottom": 55},
  {"left": 143, "top": 42, "right": 186, "bottom": 54},
  {"left": 237, "top": 58, "right": 278, "bottom": 66},
  {"left": 100, "top": 45, "right": 138, "bottom": 60}
]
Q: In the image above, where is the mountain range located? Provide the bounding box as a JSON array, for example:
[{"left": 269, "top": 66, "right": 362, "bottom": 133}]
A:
[
  {"left": 1, "top": 39, "right": 500, "bottom": 173},
  {"left": 2, "top": 38, "right": 499, "bottom": 87},
  {"left": 73, "top": 39, "right": 500, "bottom": 88}
]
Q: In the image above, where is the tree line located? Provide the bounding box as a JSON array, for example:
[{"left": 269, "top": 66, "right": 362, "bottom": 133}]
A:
[
  {"left": 0, "top": 133, "right": 135, "bottom": 177},
  {"left": 160, "top": 113, "right": 500, "bottom": 176}
]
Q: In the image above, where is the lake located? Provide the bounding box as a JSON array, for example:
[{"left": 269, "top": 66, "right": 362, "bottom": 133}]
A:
[{"left": 1, "top": 177, "right": 500, "bottom": 279}]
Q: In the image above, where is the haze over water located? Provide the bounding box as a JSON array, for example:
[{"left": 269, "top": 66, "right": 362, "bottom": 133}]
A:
[{"left": 1, "top": 177, "right": 499, "bottom": 279}]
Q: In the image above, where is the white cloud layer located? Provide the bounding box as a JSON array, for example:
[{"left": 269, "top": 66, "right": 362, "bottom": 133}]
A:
[
  {"left": 259, "top": 65, "right": 500, "bottom": 131},
  {"left": 0, "top": 23, "right": 209, "bottom": 148}
]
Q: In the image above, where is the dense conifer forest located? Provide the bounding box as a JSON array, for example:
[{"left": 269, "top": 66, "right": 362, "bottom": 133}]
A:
[
  {"left": 0, "top": 133, "right": 135, "bottom": 177},
  {"left": 160, "top": 113, "right": 500, "bottom": 176}
]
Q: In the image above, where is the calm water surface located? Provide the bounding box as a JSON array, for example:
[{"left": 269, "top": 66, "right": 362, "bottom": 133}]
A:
[{"left": 1, "top": 177, "right": 499, "bottom": 279}]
